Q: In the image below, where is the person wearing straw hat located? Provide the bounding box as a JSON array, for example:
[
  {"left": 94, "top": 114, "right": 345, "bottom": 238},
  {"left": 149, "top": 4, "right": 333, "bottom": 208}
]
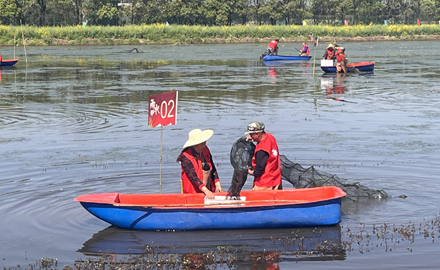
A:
[
  {"left": 245, "top": 121, "right": 282, "bottom": 191},
  {"left": 323, "top": 43, "right": 336, "bottom": 60},
  {"left": 177, "top": 128, "right": 223, "bottom": 199}
]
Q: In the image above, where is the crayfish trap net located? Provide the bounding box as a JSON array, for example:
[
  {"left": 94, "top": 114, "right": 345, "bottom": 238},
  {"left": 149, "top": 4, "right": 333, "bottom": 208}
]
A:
[{"left": 229, "top": 137, "right": 389, "bottom": 201}]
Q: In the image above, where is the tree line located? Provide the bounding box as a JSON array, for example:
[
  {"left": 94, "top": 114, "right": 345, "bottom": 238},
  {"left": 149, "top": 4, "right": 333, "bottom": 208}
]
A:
[{"left": 1, "top": 0, "right": 439, "bottom": 27}]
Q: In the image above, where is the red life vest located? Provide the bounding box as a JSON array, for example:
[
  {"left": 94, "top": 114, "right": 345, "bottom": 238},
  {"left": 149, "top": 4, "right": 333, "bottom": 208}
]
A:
[
  {"left": 336, "top": 48, "right": 346, "bottom": 62},
  {"left": 181, "top": 146, "right": 216, "bottom": 194},
  {"left": 302, "top": 45, "right": 309, "bottom": 55},
  {"left": 325, "top": 48, "right": 335, "bottom": 60},
  {"left": 251, "top": 132, "right": 282, "bottom": 188},
  {"left": 268, "top": 40, "right": 278, "bottom": 50}
]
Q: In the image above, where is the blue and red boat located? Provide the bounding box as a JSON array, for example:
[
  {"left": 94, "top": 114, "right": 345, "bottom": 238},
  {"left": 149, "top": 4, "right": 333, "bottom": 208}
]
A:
[
  {"left": 0, "top": 59, "right": 19, "bottom": 67},
  {"left": 262, "top": 55, "right": 312, "bottom": 61},
  {"left": 74, "top": 186, "right": 346, "bottom": 231},
  {"left": 321, "top": 59, "right": 374, "bottom": 73}
]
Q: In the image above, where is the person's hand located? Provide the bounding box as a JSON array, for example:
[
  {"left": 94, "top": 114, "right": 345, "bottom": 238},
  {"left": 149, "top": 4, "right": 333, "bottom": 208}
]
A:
[
  {"left": 245, "top": 135, "right": 252, "bottom": 141},
  {"left": 204, "top": 190, "right": 215, "bottom": 199},
  {"left": 215, "top": 182, "right": 223, "bottom": 193},
  {"left": 247, "top": 166, "right": 254, "bottom": 175}
]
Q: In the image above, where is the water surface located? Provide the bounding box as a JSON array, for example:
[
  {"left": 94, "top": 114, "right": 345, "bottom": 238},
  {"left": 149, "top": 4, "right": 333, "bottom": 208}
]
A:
[{"left": 1, "top": 41, "right": 440, "bottom": 269}]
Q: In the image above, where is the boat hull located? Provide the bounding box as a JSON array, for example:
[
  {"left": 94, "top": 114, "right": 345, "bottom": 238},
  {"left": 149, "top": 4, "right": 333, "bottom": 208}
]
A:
[
  {"left": 263, "top": 55, "right": 311, "bottom": 61},
  {"left": 75, "top": 187, "right": 345, "bottom": 231},
  {"left": 321, "top": 61, "right": 374, "bottom": 73},
  {"left": 0, "top": 59, "right": 19, "bottom": 67}
]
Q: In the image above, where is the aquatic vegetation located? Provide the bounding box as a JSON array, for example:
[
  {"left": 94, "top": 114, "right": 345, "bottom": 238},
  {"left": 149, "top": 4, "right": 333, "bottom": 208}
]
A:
[{"left": 341, "top": 213, "right": 440, "bottom": 254}]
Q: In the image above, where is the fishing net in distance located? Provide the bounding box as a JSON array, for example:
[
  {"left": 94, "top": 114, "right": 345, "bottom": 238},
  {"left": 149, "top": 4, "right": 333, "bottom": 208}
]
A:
[{"left": 228, "top": 137, "right": 389, "bottom": 201}]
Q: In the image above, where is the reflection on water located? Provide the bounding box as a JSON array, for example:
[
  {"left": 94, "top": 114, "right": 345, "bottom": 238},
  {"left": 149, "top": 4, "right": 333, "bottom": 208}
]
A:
[
  {"left": 321, "top": 74, "right": 349, "bottom": 103},
  {"left": 77, "top": 225, "right": 344, "bottom": 268}
]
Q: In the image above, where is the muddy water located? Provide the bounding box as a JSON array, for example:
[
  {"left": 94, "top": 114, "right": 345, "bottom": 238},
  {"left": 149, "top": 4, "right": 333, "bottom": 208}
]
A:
[{"left": 1, "top": 41, "right": 440, "bottom": 269}]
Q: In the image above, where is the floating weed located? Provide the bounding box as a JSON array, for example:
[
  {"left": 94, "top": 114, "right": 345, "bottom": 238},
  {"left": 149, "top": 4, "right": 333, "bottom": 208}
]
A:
[{"left": 340, "top": 212, "right": 440, "bottom": 254}]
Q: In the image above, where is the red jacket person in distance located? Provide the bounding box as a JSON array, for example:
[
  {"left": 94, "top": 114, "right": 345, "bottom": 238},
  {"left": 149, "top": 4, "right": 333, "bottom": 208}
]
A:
[
  {"left": 246, "top": 121, "right": 282, "bottom": 190},
  {"left": 266, "top": 39, "right": 279, "bottom": 55},
  {"left": 300, "top": 42, "right": 309, "bottom": 56},
  {"left": 178, "top": 129, "right": 223, "bottom": 199}
]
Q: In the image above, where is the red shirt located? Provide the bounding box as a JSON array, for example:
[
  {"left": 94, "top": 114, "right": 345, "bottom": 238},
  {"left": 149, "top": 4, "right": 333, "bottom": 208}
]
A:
[{"left": 251, "top": 133, "right": 281, "bottom": 188}]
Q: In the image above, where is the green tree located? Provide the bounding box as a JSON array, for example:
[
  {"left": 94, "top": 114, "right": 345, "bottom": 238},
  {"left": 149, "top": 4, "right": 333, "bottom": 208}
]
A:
[
  {"left": 259, "top": 0, "right": 284, "bottom": 25},
  {"left": 311, "top": 0, "right": 341, "bottom": 24},
  {"left": 282, "top": 0, "right": 312, "bottom": 25},
  {"left": 355, "top": 0, "right": 385, "bottom": 24},
  {"left": 96, "top": 3, "right": 119, "bottom": 25},
  {"left": 0, "top": 0, "right": 22, "bottom": 24},
  {"left": 338, "top": 0, "right": 354, "bottom": 24}
]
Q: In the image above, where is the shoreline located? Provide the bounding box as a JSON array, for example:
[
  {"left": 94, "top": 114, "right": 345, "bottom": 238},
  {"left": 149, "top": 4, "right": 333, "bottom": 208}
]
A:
[{"left": 3, "top": 34, "right": 439, "bottom": 47}]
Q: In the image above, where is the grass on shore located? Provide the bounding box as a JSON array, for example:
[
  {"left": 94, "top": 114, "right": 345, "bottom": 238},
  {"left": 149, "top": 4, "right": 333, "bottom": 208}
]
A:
[{"left": 1, "top": 24, "right": 440, "bottom": 46}]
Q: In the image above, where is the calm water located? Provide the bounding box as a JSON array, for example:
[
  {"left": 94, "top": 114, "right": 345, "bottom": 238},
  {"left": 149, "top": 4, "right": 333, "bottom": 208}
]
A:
[{"left": 1, "top": 41, "right": 440, "bottom": 269}]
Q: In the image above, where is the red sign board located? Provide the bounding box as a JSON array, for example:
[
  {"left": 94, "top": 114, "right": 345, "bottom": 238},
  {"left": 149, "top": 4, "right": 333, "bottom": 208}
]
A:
[{"left": 148, "top": 91, "right": 178, "bottom": 128}]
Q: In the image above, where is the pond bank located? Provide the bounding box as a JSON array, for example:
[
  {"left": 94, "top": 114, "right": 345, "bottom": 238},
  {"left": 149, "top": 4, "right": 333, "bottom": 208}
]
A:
[{"left": 1, "top": 34, "right": 439, "bottom": 47}]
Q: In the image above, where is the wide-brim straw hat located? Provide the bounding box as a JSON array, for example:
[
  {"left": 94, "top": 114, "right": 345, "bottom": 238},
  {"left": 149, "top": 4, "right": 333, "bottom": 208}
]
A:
[
  {"left": 183, "top": 129, "right": 214, "bottom": 148},
  {"left": 327, "top": 43, "right": 334, "bottom": 48}
]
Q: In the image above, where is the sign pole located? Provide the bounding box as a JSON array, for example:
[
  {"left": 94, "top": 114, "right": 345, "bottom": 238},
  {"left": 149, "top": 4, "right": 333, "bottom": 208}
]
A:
[
  {"left": 159, "top": 126, "right": 163, "bottom": 194},
  {"left": 148, "top": 91, "right": 178, "bottom": 194}
]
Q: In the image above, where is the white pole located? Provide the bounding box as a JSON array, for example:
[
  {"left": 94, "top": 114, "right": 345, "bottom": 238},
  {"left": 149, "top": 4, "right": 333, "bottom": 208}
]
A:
[{"left": 20, "top": 20, "right": 28, "bottom": 65}]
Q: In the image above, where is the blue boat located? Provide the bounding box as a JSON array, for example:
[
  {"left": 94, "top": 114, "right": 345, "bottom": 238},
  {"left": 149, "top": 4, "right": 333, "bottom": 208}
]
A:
[
  {"left": 74, "top": 186, "right": 346, "bottom": 231},
  {"left": 262, "top": 55, "right": 312, "bottom": 61},
  {"left": 321, "top": 60, "right": 375, "bottom": 73}
]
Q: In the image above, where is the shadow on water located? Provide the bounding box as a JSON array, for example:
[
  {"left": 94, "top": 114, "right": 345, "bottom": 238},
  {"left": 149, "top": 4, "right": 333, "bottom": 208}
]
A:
[{"left": 76, "top": 225, "right": 345, "bottom": 268}]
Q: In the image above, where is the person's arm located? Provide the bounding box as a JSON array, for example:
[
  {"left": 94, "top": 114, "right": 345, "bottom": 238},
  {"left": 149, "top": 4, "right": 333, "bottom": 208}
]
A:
[
  {"left": 209, "top": 155, "right": 223, "bottom": 192},
  {"left": 252, "top": 150, "right": 269, "bottom": 177}
]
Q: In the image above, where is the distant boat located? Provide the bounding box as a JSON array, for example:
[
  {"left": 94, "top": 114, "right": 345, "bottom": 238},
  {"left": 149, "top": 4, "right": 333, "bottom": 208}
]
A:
[
  {"left": 262, "top": 55, "right": 312, "bottom": 61},
  {"left": 0, "top": 59, "right": 19, "bottom": 67},
  {"left": 74, "top": 186, "right": 346, "bottom": 231},
  {"left": 321, "top": 59, "right": 374, "bottom": 73}
]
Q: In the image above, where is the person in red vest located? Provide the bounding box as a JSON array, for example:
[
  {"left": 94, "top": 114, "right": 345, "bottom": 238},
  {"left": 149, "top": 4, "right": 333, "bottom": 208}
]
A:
[
  {"left": 334, "top": 44, "right": 347, "bottom": 73},
  {"left": 245, "top": 121, "right": 282, "bottom": 190},
  {"left": 178, "top": 129, "right": 223, "bottom": 198},
  {"left": 299, "top": 42, "right": 309, "bottom": 56},
  {"left": 265, "top": 39, "right": 279, "bottom": 55},
  {"left": 323, "top": 43, "right": 336, "bottom": 60}
]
